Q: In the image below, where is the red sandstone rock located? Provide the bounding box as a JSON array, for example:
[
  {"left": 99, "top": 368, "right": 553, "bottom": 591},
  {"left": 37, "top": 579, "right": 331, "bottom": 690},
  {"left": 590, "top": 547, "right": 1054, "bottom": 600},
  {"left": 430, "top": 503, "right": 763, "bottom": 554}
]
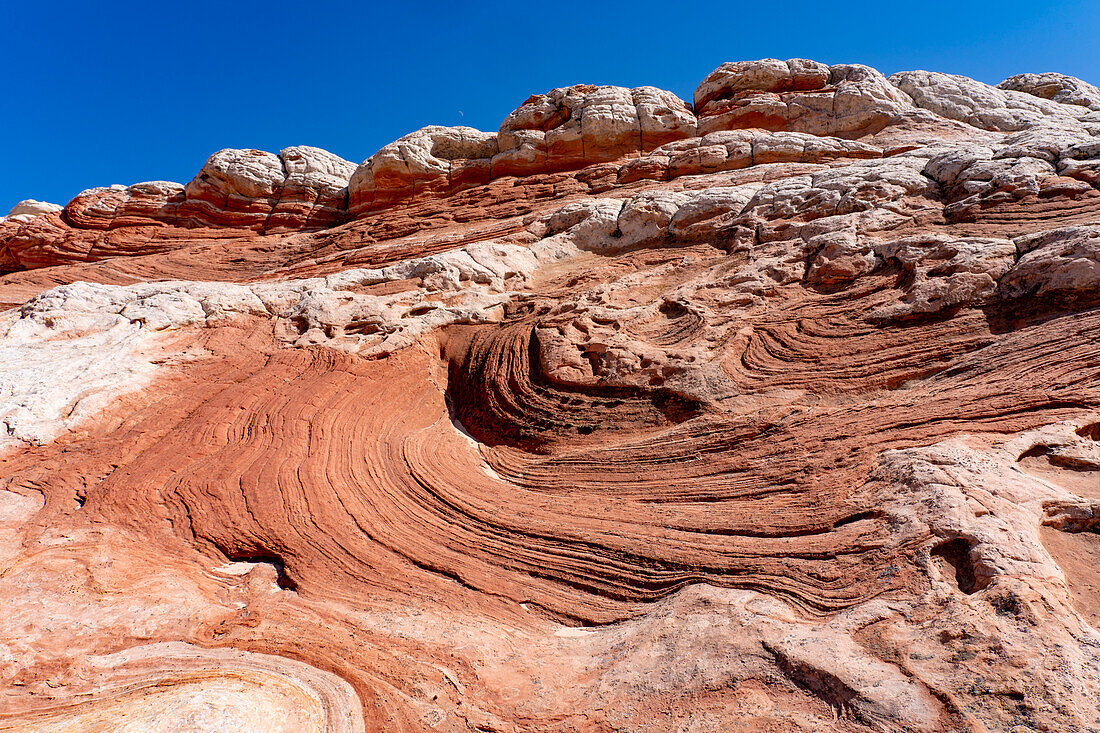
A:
[
  {"left": 63, "top": 181, "right": 186, "bottom": 228},
  {"left": 1, "top": 58, "right": 1099, "bottom": 733}
]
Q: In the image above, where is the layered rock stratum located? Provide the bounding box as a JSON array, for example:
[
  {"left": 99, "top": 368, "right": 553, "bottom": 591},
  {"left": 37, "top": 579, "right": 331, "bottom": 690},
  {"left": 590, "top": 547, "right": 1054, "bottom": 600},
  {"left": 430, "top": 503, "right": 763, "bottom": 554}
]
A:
[{"left": 1, "top": 58, "right": 1100, "bottom": 732}]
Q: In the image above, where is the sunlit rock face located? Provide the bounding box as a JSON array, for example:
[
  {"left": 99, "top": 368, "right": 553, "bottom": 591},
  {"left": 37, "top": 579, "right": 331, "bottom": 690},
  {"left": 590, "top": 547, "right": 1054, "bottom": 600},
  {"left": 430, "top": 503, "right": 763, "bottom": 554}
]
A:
[{"left": 1, "top": 58, "right": 1100, "bottom": 733}]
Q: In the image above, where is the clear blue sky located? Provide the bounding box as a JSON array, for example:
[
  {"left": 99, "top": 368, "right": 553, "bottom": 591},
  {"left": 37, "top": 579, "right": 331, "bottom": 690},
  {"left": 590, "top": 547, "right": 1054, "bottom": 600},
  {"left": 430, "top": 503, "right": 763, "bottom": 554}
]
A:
[{"left": 3, "top": 1, "right": 1098, "bottom": 213}]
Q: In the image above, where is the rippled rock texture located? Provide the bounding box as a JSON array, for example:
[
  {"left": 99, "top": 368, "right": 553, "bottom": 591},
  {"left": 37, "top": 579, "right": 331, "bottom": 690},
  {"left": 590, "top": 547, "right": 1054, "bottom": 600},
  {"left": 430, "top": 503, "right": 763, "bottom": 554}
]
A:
[{"left": 1, "top": 58, "right": 1100, "bottom": 732}]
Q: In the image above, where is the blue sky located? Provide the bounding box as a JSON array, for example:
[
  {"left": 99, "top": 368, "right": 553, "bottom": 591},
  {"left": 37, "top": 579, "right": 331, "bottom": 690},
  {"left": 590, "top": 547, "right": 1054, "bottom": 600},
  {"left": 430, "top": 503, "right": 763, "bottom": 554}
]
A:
[{"left": 2, "top": 1, "right": 1098, "bottom": 213}]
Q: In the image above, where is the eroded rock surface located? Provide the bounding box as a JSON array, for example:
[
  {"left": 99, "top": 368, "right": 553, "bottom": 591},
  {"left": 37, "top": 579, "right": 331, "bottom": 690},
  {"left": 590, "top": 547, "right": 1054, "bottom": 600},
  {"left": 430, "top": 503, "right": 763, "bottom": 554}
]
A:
[{"left": 1, "top": 58, "right": 1099, "bottom": 733}]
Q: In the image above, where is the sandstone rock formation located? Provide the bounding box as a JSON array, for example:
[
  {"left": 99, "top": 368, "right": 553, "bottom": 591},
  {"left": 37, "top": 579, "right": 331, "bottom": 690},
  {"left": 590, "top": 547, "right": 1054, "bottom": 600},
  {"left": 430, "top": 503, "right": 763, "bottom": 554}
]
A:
[
  {"left": 0, "top": 199, "right": 62, "bottom": 224},
  {"left": 1000, "top": 71, "right": 1100, "bottom": 111},
  {"left": 1, "top": 58, "right": 1099, "bottom": 732}
]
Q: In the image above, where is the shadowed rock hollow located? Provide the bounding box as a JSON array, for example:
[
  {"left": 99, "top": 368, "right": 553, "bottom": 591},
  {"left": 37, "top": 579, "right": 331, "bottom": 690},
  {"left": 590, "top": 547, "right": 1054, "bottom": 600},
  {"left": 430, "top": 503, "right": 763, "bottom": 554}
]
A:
[{"left": 1, "top": 58, "right": 1100, "bottom": 732}]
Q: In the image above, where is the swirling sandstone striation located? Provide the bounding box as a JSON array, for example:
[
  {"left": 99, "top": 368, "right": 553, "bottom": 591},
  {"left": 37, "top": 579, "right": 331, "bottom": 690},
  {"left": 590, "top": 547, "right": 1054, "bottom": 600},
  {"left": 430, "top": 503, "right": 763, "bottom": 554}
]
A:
[{"left": 1, "top": 58, "right": 1100, "bottom": 732}]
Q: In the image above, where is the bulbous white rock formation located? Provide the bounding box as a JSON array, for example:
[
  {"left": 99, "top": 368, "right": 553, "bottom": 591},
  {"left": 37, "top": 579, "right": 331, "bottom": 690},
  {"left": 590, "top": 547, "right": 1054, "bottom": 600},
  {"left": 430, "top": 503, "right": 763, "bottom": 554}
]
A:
[
  {"left": 999, "top": 71, "right": 1100, "bottom": 112},
  {"left": 347, "top": 126, "right": 499, "bottom": 213},
  {"left": 2, "top": 199, "right": 62, "bottom": 224}
]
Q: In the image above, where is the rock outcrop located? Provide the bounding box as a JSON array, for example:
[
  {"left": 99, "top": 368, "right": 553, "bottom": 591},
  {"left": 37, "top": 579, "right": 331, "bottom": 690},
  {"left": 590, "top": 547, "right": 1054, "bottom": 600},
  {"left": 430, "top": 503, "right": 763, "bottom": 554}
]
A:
[
  {"left": 695, "top": 59, "right": 914, "bottom": 137},
  {"left": 57, "top": 146, "right": 357, "bottom": 233},
  {"left": 1, "top": 58, "right": 1099, "bottom": 733},
  {"left": 1, "top": 199, "right": 62, "bottom": 224},
  {"left": 1000, "top": 71, "right": 1100, "bottom": 111}
]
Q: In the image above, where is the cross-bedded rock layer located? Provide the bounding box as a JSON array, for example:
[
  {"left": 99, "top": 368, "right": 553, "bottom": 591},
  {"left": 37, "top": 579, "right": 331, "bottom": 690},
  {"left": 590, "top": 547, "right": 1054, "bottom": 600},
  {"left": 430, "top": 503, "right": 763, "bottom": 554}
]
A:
[{"left": 1, "top": 59, "right": 1099, "bottom": 732}]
